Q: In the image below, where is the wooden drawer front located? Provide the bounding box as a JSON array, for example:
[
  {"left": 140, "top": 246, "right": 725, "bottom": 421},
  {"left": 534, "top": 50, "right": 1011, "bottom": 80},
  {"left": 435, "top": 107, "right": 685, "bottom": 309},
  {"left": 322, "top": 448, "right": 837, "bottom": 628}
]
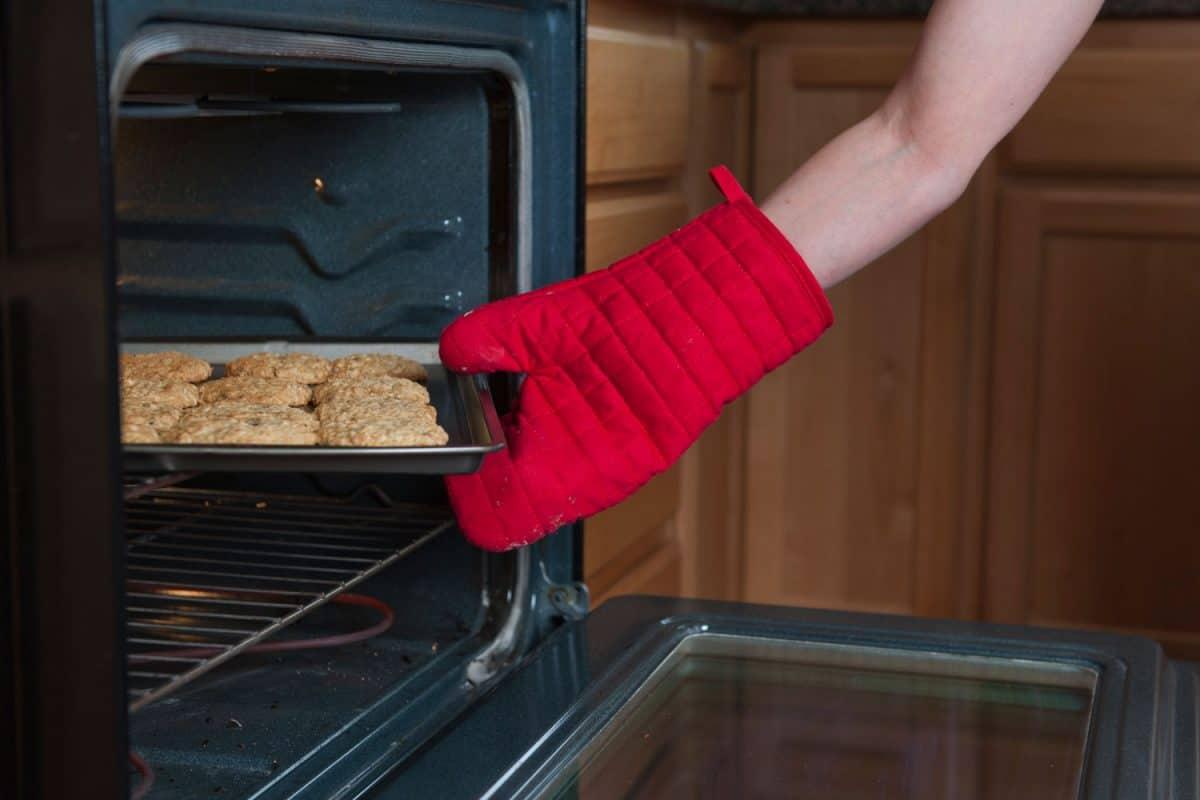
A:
[
  {"left": 594, "top": 538, "right": 683, "bottom": 606},
  {"left": 587, "top": 28, "right": 690, "bottom": 184},
  {"left": 585, "top": 190, "right": 687, "bottom": 272},
  {"left": 586, "top": 465, "right": 682, "bottom": 602},
  {"left": 1005, "top": 49, "right": 1200, "bottom": 175}
]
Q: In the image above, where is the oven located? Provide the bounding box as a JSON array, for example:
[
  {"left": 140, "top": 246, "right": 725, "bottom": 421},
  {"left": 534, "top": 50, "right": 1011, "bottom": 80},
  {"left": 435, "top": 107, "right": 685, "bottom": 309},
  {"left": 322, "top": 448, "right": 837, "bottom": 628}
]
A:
[
  {"left": 2, "top": 2, "right": 1197, "bottom": 799},
  {"left": 4, "top": 2, "right": 583, "bottom": 797}
]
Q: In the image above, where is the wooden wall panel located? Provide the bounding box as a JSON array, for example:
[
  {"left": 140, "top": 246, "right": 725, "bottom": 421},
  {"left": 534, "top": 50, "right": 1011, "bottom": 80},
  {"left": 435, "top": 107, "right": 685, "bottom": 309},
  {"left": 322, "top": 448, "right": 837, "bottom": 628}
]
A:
[{"left": 986, "top": 186, "right": 1200, "bottom": 658}]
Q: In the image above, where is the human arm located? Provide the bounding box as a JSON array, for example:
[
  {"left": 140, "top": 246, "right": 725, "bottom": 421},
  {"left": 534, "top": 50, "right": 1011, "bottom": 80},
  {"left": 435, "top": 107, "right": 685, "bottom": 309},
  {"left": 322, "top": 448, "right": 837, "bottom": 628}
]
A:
[
  {"left": 440, "top": 0, "right": 1105, "bottom": 550},
  {"left": 764, "top": 0, "right": 1105, "bottom": 287}
]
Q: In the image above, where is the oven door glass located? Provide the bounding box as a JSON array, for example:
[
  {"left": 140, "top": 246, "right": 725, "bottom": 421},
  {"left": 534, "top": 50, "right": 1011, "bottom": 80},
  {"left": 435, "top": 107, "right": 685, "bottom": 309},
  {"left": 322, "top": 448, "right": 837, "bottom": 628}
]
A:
[
  {"left": 537, "top": 634, "right": 1095, "bottom": 799},
  {"left": 374, "top": 597, "right": 1163, "bottom": 800}
]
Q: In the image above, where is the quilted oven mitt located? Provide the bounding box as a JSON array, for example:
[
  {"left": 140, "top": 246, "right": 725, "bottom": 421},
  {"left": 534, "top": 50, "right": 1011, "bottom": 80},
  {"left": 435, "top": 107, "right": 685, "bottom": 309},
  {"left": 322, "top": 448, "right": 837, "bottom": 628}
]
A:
[{"left": 440, "top": 166, "right": 833, "bottom": 551}]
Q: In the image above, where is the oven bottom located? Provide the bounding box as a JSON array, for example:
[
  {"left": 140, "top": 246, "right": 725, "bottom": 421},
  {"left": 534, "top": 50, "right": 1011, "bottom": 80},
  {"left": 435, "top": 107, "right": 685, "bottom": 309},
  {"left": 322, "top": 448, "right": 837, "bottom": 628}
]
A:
[{"left": 127, "top": 513, "right": 485, "bottom": 800}]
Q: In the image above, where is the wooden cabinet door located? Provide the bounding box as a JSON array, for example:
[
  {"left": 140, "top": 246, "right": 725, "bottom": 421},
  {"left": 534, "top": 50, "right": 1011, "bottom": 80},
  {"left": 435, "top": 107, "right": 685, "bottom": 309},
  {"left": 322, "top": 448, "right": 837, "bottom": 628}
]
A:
[
  {"left": 986, "top": 186, "right": 1200, "bottom": 658},
  {"left": 743, "top": 40, "right": 986, "bottom": 617}
]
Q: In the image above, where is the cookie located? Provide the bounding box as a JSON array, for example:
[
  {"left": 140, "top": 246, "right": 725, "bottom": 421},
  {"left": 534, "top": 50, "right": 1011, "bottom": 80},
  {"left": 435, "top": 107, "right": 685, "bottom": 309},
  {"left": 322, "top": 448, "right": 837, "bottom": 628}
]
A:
[
  {"left": 315, "top": 396, "right": 437, "bottom": 425},
  {"left": 178, "top": 402, "right": 317, "bottom": 429},
  {"left": 121, "top": 399, "right": 182, "bottom": 431},
  {"left": 225, "top": 352, "right": 332, "bottom": 384},
  {"left": 121, "top": 351, "right": 212, "bottom": 383},
  {"left": 198, "top": 377, "right": 311, "bottom": 407},
  {"left": 329, "top": 353, "right": 428, "bottom": 382},
  {"left": 170, "top": 403, "right": 318, "bottom": 445},
  {"left": 312, "top": 375, "right": 429, "bottom": 406},
  {"left": 320, "top": 417, "right": 449, "bottom": 447},
  {"left": 121, "top": 420, "right": 161, "bottom": 444},
  {"left": 122, "top": 377, "right": 201, "bottom": 408}
]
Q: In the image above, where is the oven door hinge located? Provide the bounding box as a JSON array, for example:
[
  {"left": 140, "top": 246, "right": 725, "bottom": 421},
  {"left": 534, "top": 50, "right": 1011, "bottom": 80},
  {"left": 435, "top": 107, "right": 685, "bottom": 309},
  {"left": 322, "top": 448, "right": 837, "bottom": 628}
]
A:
[{"left": 547, "top": 581, "right": 590, "bottom": 623}]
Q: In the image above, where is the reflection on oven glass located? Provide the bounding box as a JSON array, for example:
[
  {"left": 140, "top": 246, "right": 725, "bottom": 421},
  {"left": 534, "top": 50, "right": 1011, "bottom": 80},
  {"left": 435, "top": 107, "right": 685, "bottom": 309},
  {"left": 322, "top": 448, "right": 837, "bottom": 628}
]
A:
[{"left": 544, "top": 636, "right": 1095, "bottom": 800}]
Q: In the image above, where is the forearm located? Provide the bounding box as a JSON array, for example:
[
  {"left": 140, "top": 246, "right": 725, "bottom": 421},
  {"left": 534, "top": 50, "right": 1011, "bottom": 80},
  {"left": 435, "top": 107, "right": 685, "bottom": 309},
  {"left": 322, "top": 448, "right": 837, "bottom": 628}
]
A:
[{"left": 762, "top": 0, "right": 1104, "bottom": 289}]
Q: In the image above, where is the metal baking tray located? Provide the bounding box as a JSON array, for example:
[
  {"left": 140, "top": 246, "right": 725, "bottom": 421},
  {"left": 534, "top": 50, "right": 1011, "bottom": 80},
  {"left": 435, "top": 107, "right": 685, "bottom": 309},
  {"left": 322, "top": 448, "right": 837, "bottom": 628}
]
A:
[{"left": 121, "top": 341, "right": 504, "bottom": 474}]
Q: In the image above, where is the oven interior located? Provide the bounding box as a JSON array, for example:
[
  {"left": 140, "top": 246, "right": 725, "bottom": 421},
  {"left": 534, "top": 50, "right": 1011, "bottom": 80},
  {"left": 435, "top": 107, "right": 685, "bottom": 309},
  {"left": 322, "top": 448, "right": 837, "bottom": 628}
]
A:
[
  {"left": 116, "top": 58, "right": 514, "bottom": 338},
  {"left": 116, "top": 51, "right": 525, "bottom": 799}
]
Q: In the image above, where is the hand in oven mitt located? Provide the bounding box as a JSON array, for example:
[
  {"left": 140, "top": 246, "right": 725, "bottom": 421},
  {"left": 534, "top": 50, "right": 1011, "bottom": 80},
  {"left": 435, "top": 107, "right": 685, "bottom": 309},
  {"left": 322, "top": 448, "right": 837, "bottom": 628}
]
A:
[{"left": 440, "top": 166, "right": 833, "bottom": 551}]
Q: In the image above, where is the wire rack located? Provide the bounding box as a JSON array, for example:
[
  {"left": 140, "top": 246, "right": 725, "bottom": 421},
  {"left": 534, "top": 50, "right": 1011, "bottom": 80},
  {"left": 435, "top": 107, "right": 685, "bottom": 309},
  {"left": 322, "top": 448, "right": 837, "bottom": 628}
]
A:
[{"left": 123, "top": 484, "right": 453, "bottom": 711}]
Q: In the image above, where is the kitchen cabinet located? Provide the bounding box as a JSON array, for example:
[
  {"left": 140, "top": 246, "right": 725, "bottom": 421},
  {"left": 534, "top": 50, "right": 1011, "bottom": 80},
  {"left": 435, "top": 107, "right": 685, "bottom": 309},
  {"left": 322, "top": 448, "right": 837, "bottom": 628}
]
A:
[
  {"left": 742, "top": 20, "right": 1200, "bottom": 658},
  {"left": 585, "top": 10, "right": 1200, "bottom": 657},
  {"left": 984, "top": 26, "right": 1200, "bottom": 658}
]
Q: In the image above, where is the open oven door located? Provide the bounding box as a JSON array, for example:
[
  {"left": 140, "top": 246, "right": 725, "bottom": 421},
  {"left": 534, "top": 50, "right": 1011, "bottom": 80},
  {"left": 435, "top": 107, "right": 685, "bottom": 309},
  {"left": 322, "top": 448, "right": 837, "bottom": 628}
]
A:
[{"left": 371, "top": 595, "right": 1197, "bottom": 800}]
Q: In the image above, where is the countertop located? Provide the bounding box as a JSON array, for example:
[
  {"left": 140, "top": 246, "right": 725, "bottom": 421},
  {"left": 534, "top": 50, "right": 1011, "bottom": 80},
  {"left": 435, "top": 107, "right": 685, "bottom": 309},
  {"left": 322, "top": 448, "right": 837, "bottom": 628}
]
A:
[{"left": 675, "top": 0, "right": 1200, "bottom": 16}]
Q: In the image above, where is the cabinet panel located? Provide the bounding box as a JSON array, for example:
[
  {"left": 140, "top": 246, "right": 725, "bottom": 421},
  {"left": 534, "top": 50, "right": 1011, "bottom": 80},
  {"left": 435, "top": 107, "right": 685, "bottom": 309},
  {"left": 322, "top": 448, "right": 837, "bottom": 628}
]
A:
[
  {"left": 745, "top": 42, "right": 979, "bottom": 616},
  {"left": 743, "top": 236, "right": 925, "bottom": 614},
  {"left": 1004, "top": 49, "right": 1200, "bottom": 175},
  {"left": 987, "top": 187, "right": 1200, "bottom": 657},
  {"left": 586, "top": 28, "right": 690, "bottom": 184}
]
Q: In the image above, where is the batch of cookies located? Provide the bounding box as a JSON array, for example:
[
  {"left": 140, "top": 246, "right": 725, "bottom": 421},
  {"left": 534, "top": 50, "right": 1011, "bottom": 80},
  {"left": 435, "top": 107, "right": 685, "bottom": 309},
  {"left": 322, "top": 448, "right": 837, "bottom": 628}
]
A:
[{"left": 120, "top": 351, "right": 449, "bottom": 447}]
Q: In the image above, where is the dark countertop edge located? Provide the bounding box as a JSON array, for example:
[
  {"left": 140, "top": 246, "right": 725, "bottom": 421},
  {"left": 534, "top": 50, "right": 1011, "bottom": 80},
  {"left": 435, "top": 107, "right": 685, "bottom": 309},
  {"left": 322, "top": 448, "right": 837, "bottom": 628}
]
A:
[{"left": 666, "top": 1, "right": 1200, "bottom": 18}]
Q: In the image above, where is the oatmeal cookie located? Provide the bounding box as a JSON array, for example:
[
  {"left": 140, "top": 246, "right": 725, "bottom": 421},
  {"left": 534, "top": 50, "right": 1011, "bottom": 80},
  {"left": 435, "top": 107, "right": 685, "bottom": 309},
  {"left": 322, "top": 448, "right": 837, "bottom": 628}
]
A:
[
  {"left": 315, "top": 396, "right": 437, "bottom": 425},
  {"left": 320, "top": 416, "right": 448, "bottom": 447},
  {"left": 121, "top": 351, "right": 212, "bottom": 383},
  {"left": 121, "top": 399, "right": 182, "bottom": 431},
  {"left": 198, "top": 376, "right": 311, "bottom": 407},
  {"left": 312, "top": 375, "right": 429, "bottom": 406},
  {"left": 225, "top": 352, "right": 331, "bottom": 384},
  {"left": 178, "top": 402, "right": 317, "bottom": 429},
  {"left": 121, "top": 420, "right": 161, "bottom": 444},
  {"left": 121, "top": 377, "right": 201, "bottom": 408},
  {"left": 170, "top": 403, "right": 318, "bottom": 445},
  {"left": 329, "top": 353, "right": 427, "bottom": 382}
]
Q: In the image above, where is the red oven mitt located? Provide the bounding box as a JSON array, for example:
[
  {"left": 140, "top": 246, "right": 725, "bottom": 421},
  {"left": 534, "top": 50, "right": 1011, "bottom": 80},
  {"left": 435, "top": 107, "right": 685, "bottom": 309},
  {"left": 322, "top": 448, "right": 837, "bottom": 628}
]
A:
[{"left": 440, "top": 166, "right": 833, "bottom": 551}]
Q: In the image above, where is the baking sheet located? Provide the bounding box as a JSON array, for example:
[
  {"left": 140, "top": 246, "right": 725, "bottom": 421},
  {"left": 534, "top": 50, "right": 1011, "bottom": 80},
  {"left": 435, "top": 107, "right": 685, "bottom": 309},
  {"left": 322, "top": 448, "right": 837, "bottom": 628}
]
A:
[{"left": 121, "top": 341, "right": 504, "bottom": 474}]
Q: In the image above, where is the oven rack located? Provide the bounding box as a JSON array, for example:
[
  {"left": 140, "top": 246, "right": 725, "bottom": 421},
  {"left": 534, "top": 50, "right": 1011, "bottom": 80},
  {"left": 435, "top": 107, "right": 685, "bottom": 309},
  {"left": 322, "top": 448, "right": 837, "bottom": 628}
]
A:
[{"left": 123, "top": 485, "right": 452, "bottom": 711}]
